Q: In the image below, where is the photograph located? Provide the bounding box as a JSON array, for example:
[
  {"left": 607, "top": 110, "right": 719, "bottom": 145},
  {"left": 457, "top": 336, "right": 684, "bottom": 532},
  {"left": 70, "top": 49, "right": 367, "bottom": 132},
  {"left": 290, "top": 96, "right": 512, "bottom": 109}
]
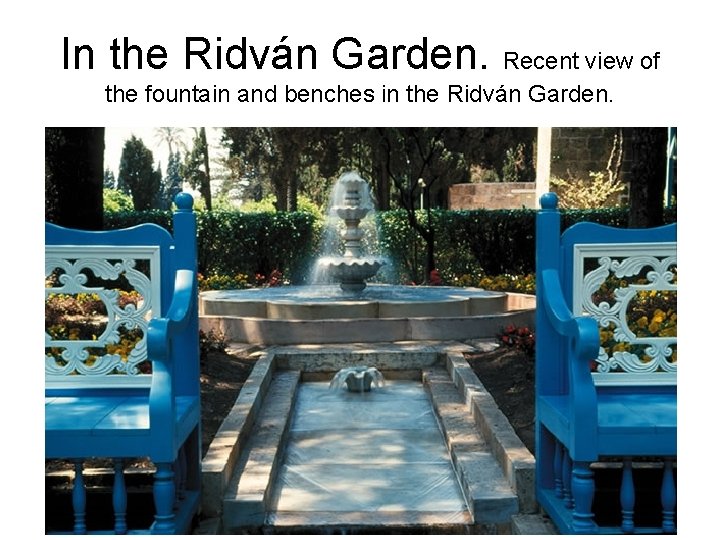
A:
[{"left": 44, "top": 126, "right": 676, "bottom": 534}]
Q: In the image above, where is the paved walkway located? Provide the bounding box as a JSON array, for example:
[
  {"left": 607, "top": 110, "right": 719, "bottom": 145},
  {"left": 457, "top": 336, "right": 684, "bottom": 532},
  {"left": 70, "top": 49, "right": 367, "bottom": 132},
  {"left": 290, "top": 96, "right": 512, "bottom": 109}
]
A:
[{"left": 269, "top": 381, "right": 470, "bottom": 526}]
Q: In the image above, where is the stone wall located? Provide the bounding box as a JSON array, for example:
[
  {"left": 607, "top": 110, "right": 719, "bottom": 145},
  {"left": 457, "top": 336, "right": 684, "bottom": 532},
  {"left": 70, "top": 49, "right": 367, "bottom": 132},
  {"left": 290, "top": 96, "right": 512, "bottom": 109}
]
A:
[
  {"left": 448, "top": 182, "right": 536, "bottom": 210},
  {"left": 550, "top": 127, "right": 638, "bottom": 181},
  {"left": 447, "top": 128, "right": 659, "bottom": 210}
]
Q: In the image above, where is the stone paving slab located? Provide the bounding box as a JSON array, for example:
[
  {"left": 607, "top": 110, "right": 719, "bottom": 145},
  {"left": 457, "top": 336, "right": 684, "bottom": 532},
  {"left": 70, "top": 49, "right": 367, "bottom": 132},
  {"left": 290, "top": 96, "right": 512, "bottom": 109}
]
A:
[
  {"left": 267, "top": 510, "right": 474, "bottom": 528},
  {"left": 270, "top": 380, "right": 470, "bottom": 526},
  {"left": 273, "top": 462, "right": 467, "bottom": 513},
  {"left": 284, "top": 428, "right": 450, "bottom": 465}
]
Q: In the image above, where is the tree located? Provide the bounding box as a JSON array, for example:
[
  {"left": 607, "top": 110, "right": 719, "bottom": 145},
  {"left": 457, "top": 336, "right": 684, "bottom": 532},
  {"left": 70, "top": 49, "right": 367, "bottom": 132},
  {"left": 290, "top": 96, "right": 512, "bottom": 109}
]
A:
[
  {"left": 117, "top": 135, "right": 161, "bottom": 211},
  {"left": 45, "top": 127, "right": 105, "bottom": 230},
  {"left": 185, "top": 128, "right": 213, "bottom": 210},
  {"left": 103, "top": 168, "right": 116, "bottom": 189},
  {"left": 157, "top": 151, "right": 183, "bottom": 210},
  {"left": 223, "top": 127, "right": 344, "bottom": 211},
  {"left": 627, "top": 128, "right": 667, "bottom": 228},
  {"left": 154, "top": 127, "right": 187, "bottom": 156},
  {"left": 375, "top": 128, "right": 469, "bottom": 282}
]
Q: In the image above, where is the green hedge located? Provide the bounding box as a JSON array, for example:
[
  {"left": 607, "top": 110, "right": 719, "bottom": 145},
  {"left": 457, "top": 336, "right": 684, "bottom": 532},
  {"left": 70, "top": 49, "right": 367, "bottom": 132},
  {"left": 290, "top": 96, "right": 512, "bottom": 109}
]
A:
[
  {"left": 104, "top": 210, "right": 320, "bottom": 282},
  {"left": 105, "top": 206, "right": 676, "bottom": 285},
  {"left": 376, "top": 207, "right": 677, "bottom": 283}
]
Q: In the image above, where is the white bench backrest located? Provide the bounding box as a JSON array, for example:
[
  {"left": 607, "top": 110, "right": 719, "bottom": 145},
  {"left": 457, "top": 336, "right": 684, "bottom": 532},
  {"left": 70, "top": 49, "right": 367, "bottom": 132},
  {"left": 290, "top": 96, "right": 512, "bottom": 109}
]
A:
[
  {"left": 572, "top": 242, "right": 677, "bottom": 387},
  {"left": 45, "top": 245, "right": 162, "bottom": 389}
]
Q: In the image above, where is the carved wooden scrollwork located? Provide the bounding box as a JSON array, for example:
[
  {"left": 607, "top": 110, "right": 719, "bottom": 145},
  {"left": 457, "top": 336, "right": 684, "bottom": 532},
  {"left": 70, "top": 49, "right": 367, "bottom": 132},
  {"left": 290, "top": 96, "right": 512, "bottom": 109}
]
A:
[
  {"left": 45, "top": 251, "right": 157, "bottom": 378},
  {"left": 577, "top": 246, "right": 677, "bottom": 375}
]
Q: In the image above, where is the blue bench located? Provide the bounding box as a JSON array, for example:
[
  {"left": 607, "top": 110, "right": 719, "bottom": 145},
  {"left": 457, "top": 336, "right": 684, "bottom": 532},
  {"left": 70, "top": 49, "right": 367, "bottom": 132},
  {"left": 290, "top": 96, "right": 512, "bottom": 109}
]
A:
[
  {"left": 535, "top": 193, "right": 676, "bottom": 534},
  {"left": 45, "top": 193, "right": 201, "bottom": 534}
]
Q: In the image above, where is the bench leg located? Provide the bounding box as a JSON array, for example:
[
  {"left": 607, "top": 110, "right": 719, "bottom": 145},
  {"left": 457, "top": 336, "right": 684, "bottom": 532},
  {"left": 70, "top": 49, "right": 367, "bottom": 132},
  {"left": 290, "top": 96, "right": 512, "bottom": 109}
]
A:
[
  {"left": 72, "top": 460, "right": 86, "bottom": 534},
  {"left": 113, "top": 459, "right": 128, "bottom": 534},
  {"left": 562, "top": 446, "right": 573, "bottom": 508},
  {"left": 620, "top": 458, "right": 635, "bottom": 533},
  {"left": 571, "top": 461, "right": 596, "bottom": 533},
  {"left": 152, "top": 462, "right": 176, "bottom": 534},
  {"left": 661, "top": 458, "right": 677, "bottom": 533}
]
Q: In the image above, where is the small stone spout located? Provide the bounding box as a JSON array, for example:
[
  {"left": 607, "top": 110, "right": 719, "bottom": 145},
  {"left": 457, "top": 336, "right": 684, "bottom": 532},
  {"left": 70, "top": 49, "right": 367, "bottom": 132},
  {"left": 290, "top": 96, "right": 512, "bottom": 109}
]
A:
[{"left": 329, "top": 366, "right": 385, "bottom": 392}]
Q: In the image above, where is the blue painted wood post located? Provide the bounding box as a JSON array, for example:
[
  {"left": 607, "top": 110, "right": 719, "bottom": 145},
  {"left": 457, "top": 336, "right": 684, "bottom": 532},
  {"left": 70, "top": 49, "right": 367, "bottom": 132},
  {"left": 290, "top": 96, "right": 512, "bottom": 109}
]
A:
[
  {"left": 562, "top": 447, "right": 573, "bottom": 509},
  {"left": 553, "top": 437, "right": 564, "bottom": 499},
  {"left": 172, "top": 193, "right": 201, "bottom": 503},
  {"left": 661, "top": 459, "right": 676, "bottom": 533},
  {"left": 72, "top": 460, "right": 86, "bottom": 534},
  {"left": 536, "top": 192, "right": 566, "bottom": 501},
  {"left": 571, "top": 461, "right": 596, "bottom": 533},
  {"left": 113, "top": 459, "right": 128, "bottom": 534},
  {"left": 171, "top": 192, "right": 199, "bottom": 399},
  {"left": 620, "top": 458, "right": 635, "bottom": 533},
  {"left": 153, "top": 462, "right": 176, "bottom": 533}
]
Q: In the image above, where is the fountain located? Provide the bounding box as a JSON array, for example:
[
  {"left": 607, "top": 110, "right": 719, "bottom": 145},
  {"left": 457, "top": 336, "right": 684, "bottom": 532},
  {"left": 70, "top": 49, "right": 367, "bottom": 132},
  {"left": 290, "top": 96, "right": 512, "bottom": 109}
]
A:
[
  {"left": 198, "top": 172, "right": 538, "bottom": 534},
  {"left": 199, "top": 170, "right": 536, "bottom": 344},
  {"left": 313, "top": 171, "right": 386, "bottom": 293},
  {"left": 329, "top": 366, "right": 385, "bottom": 392}
]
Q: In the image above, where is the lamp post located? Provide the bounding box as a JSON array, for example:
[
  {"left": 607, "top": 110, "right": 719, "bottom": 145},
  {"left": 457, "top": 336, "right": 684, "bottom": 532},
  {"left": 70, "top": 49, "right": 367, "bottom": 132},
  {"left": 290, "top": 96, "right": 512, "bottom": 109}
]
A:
[{"left": 418, "top": 177, "right": 426, "bottom": 210}]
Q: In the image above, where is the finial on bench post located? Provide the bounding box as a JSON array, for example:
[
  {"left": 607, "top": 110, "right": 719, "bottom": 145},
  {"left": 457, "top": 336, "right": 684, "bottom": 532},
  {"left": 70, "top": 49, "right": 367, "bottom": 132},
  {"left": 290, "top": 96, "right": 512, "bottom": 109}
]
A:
[
  {"left": 172, "top": 193, "right": 196, "bottom": 271},
  {"left": 174, "top": 192, "right": 194, "bottom": 212},
  {"left": 537, "top": 193, "right": 561, "bottom": 267},
  {"left": 540, "top": 191, "right": 558, "bottom": 210}
]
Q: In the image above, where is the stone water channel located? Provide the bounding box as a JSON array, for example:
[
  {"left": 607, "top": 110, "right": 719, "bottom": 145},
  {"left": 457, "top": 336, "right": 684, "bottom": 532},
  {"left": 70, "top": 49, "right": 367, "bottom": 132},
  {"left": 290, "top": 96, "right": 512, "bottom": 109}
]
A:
[{"left": 199, "top": 342, "right": 550, "bottom": 534}]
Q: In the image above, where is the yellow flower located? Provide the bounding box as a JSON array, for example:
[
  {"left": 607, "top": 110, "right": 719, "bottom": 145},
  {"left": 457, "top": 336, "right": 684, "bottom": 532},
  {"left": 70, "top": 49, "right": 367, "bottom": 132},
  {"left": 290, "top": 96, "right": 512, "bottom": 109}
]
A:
[
  {"left": 659, "top": 327, "right": 676, "bottom": 338},
  {"left": 652, "top": 309, "right": 666, "bottom": 323}
]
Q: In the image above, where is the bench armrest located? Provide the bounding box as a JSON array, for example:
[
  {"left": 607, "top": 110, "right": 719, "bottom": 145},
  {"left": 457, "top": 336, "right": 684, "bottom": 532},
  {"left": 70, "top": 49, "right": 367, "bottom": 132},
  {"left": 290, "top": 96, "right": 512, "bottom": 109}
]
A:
[
  {"left": 147, "top": 269, "right": 196, "bottom": 440},
  {"left": 540, "top": 269, "right": 600, "bottom": 444}
]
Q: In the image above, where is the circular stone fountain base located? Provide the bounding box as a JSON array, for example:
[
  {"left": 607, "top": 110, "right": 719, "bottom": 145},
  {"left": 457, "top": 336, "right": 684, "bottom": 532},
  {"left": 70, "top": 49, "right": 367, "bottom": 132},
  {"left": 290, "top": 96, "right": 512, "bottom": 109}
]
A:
[
  {"left": 199, "top": 285, "right": 536, "bottom": 345},
  {"left": 201, "top": 285, "right": 506, "bottom": 319}
]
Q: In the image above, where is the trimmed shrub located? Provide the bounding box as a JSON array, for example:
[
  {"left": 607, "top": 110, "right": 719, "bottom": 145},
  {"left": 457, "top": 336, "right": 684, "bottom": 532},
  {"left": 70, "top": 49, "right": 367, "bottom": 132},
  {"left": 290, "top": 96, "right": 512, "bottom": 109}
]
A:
[
  {"left": 105, "top": 206, "right": 676, "bottom": 287},
  {"left": 104, "top": 210, "right": 320, "bottom": 282}
]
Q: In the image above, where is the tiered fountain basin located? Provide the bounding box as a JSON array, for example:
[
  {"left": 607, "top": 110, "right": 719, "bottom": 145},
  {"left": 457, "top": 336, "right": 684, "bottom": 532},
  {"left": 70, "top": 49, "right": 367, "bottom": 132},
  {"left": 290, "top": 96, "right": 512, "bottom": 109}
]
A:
[{"left": 199, "top": 285, "right": 535, "bottom": 345}]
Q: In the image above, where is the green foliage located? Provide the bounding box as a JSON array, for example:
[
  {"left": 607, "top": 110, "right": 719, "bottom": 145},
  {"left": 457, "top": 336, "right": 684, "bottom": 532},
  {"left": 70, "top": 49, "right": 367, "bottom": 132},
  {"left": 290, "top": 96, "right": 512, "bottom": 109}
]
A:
[
  {"left": 105, "top": 205, "right": 676, "bottom": 288},
  {"left": 157, "top": 151, "right": 183, "bottom": 211},
  {"left": 105, "top": 209, "right": 320, "bottom": 283},
  {"left": 376, "top": 207, "right": 677, "bottom": 283},
  {"left": 500, "top": 142, "right": 532, "bottom": 183},
  {"left": 104, "top": 168, "right": 116, "bottom": 189},
  {"left": 198, "top": 272, "right": 252, "bottom": 291},
  {"left": 103, "top": 188, "right": 134, "bottom": 212},
  {"left": 118, "top": 135, "right": 161, "bottom": 211},
  {"left": 239, "top": 194, "right": 279, "bottom": 213},
  {"left": 240, "top": 194, "right": 323, "bottom": 221},
  {"left": 184, "top": 128, "right": 212, "bottom": 210}
]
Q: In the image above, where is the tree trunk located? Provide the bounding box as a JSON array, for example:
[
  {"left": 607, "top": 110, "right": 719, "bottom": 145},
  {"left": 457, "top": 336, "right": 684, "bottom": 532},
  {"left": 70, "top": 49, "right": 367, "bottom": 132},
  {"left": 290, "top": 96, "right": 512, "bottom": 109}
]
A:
[
  {"left": 372, "top": 150, "right": 391, "bottom": 211},
  {"left": 199, "top": 128, "right": 212, "bottom": 211},
  {"left": 425, "top": 221, "right": 435, "bottom": 281},
  {"left": 628, "top": 128, "right": 667, "bottom": 228},
  {"left": 45, "top": 127, "right": 104, "bottom": 230}
]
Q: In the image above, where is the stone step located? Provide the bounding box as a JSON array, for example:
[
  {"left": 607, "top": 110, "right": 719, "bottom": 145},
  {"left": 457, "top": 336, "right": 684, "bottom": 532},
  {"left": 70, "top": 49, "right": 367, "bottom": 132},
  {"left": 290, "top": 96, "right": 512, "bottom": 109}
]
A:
[
  {"left": 424, "top": 367, "right": 520, "bottom": 526},
  {"left": 221, "top": 370, "right": 301, "bottom": 532}
]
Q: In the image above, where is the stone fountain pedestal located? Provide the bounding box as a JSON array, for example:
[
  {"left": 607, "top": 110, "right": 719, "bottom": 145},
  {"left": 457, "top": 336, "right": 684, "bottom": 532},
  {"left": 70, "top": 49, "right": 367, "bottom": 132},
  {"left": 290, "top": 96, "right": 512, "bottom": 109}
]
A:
[{"left": 316, "top": 171, "right": 386, "bottom": 293}]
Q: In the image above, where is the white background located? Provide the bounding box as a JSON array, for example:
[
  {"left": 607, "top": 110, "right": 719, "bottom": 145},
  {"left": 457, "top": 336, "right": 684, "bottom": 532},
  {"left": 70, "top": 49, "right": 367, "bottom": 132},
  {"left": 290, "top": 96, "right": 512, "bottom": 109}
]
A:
[{"left": 2, "top": 0, "right": 709, "bottom": 535}]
